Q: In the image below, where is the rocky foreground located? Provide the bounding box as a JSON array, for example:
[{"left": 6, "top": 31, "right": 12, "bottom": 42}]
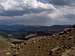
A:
[{"left": 0, "top": 27, "right": 75, "bottom": 56}]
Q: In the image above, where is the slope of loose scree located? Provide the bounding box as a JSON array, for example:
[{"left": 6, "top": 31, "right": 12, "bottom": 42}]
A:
[
  {"left": 1, "top": 27, "right": 75, "bottom": 56},
  {"left": 8, "top": 28, "right": 75, "bottom": 56}
]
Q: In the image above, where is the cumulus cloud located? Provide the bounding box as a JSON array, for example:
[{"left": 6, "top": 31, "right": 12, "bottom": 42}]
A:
[
  {"left": 0, "top": 0, "right": 56, "bottom": 10},
  {"left": 0, "top": 0, "right": 75, "bottom": 26},
  {"left": 0, "top": 0, "right": 74, "bottom": 16},
  {"left": 0, "top": 0, "right": 56, "bottom": 16}
]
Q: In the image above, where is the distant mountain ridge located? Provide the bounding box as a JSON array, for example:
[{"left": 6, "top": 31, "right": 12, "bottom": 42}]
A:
[
  {"left": 0, "top": 25, "right": 71, "bottom": 32},
  {"left": 0, "top": 25, "right": 72, "bottom": 39}
]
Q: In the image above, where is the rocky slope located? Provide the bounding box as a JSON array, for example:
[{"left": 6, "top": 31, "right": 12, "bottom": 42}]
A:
[{"left": 0, "top": 26, "right": 75, "bottom": 56}]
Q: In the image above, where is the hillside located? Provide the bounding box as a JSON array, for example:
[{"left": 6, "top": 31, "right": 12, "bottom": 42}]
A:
[
  {"left": 0, "top": 36, "right": 10, "bottom": 56},
  {"left": 2, "top": 26, "right": 75, "bottom": 56},
  {"left": 0, "top": 25, "right": 71, "bottom": 39},
  {"left": 0, "top": 26, "right": 75, "bottom": 56}
]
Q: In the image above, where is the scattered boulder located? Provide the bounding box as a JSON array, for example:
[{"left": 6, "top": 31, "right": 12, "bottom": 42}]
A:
[
  {"left": 48, "top": 50, "right": 53, "bottom": 55},
  {"left": 5, "top": 52, "right": 11, "bottom": 55},
  {"left": 64, "top": 28, "right": 72, "bottom": 33},
  {"left": 59, "top": 32, "right": 64, "bottom": 35}
]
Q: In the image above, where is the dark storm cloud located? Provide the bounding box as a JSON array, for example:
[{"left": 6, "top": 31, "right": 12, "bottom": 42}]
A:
[
  {"left": 37, "top": 0, "right": 75, "bottom": 6},
  {"left": 64, "top": 14, "right": 75, "bottom": 24},
  {"left": 0, "top": 0, "right": 75, "bottom": 26},
  {"left": 48, "top": 0, "right": 75, "bottom": 6},
  {"left": 65, "top": 14, "right": 75, "bottom": 19},
  {"left": 1, "top": 7, "right": 75, "bottom": 26},
  {"left": 0, "top": 10, "right": 25, "bottom": 16},
  {"left": 0, "top": 9, "right": 51, "bottom": 16},
  {"left": 0, "top": 14, "right": 51, "bottom": 26},
  {"left": 37, "top": 0, "right": 49, "bottom": 3}
]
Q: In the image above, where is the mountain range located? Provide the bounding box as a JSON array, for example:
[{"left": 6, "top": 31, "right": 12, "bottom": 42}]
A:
[{"left": 0, "top": 25, "right": 72, "bottom": 39}]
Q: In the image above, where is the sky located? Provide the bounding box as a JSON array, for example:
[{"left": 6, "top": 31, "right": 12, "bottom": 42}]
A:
[{"left": 0, "top": 0, "right": 75, "bottom": 26}]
